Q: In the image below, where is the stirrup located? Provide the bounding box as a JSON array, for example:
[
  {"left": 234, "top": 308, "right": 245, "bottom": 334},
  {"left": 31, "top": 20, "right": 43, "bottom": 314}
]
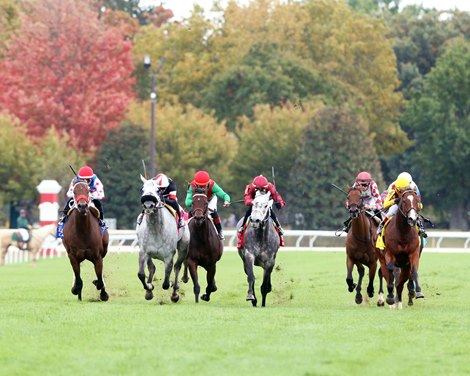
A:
[{"left": 219, "top": 232, "right": 225, "bottom": 240}]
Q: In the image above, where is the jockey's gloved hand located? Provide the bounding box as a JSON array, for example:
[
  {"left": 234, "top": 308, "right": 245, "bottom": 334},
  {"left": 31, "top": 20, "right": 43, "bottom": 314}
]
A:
[
  {"left": 223, "top": 201, "right": 230, "bottom": 208},
  {"left": 275, "top": 202, "right": 282, "bottom": 210},
  {"left": 394, "top": 198, "right": 400, "bottom": 204}
]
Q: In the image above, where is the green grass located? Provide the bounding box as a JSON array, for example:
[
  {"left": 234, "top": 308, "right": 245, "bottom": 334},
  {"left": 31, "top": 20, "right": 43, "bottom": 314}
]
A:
[{"left": 1, "top": 251, "right": 470, "bottom": 376}]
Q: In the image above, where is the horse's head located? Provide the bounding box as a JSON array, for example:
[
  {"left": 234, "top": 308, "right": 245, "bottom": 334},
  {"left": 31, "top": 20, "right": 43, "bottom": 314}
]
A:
[
  {"left": 398, "top": 189, "right": 420, "bottom": 227},
  {"left": 140, "top": 175, "right": 164, "bottom": 213},
  {"left": 72, "top": 180, "right": 91, "bottom": 215},
  {"left": 191, "top": 193, "right": 208, "bottom": 225},
  {"left": 250, "top": 192, "right": 273, "bottom": 229},
  {"left": 346, "top": 187, "right": 363, "bottom": 219}
]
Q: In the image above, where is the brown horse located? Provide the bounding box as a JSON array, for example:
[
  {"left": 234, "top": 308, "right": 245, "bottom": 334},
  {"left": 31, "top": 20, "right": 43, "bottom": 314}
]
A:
[
  {"left": 62, "top": 180, "right": 109, "bottom": 301},
  {"left": 183, "top": 191, "right": 223, "bottom": 303},
  {"left": 345, "top": 187, "right": 379, "bottom": 305},
  {"left": 0, "top": 224, "right": 56, "bottom": 266},
  {"left": 378, "top": 189, "right": 421, "bottom": 309}
]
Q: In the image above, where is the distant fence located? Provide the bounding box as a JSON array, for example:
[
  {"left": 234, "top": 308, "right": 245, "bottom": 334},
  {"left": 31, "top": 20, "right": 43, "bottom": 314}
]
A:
[{"left": 3, "top": 229, "right": 470, "bottom": 265}]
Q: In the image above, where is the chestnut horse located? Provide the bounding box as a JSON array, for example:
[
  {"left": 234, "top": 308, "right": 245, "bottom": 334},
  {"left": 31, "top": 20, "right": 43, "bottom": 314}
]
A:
[
  {"left": 184, "top": 191, "right": 223, "bottom": 303},
  {"left": 62, "top": 180, "right": 109, "bottom": 301},
  {"left": 345, "top": 187, "right": 379, "bottom": 305},
  {"left": 378, "top": 189, "right": 421, "bottom": 309}
]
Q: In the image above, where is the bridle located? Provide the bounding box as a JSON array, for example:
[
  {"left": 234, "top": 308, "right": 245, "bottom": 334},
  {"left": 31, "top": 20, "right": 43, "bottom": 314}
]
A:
[
  {"left": 397, "top": 190, "right": 419, "bottom": 226},
  {"left": 346, "top": 188, "right": 364, "bottom": 219},
  {"left": 141, "top": 182, "right": 164, "bottom": 214},
  {"left": 192, "top": 193, "right": 208, "bottom": 222},
  {"left": 250, "top": 193, "right": 271, "bottom": 229},
  {"left": 73, "top": 181, "right": 91, "bottom": 214}
]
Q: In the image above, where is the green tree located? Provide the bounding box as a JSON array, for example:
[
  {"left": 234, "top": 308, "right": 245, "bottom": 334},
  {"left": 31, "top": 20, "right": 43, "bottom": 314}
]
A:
[
  {"left": 285, "top": 106, "right": 383, "bottom": 230},
  {"left": 404, "top": 39, "right": 470, "bottom": 230},
  {"left": 95, "top": 122, "right": 149, "bottom": 229}
]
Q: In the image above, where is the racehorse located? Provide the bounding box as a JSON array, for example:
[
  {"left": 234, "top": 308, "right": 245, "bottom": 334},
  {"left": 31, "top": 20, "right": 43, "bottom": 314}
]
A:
[
  {"left": 0, "top": 224, "right": 56, "bottom": 266},
  {"left": 238, "top": 191, "right": 279, "bottom": 307},
  {"left": 184, "top": 190, "right": 223, "bottom": 303},
  {"left": 136, "top": 175, "right": 189, "bottom": 303},
  {"left": 378, "top": 189, "right": 421, "bottom": 309},
  {"left": 62, "top": 180, "right": 109, "bottom": 301},
  {"left": 344, "top": 187, "right": 378, "bottom": 305}
]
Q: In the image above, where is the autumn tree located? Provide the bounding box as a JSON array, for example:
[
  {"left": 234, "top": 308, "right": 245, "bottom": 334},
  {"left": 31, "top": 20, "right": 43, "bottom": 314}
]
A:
[{"left": 0, "top": 0, "right": 135, "bottom": 153}]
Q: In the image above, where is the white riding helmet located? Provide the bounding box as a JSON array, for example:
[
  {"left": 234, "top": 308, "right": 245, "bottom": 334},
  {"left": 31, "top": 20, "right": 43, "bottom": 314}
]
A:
[
  {"left": 154, "top": 173, "right": 170, "bottom": 189},
  {"left": 397, "top": 172, "right": 412, "bottom": 185}
]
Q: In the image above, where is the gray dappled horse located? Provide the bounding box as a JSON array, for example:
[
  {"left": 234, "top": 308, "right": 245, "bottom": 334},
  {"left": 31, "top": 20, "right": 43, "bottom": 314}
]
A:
[
  {"left": 136, "top": 175, "right": 190, "bottom": 303},
  {"left": 238, "top": 191, "right": 279, "bottom": 307}
]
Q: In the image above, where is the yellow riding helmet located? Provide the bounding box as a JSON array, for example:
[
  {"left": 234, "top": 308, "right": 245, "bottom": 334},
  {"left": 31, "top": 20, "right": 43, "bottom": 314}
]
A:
[{"left": 395, "top": 176, "right": 410, "bottom": 191}]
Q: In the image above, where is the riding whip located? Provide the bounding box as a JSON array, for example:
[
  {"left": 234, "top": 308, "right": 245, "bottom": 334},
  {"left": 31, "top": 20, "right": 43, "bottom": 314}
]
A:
[
  {"left": 331, "top": 183, "right": 348, "bottom": 196},
  {"left": 141, "top": 160, "right": 148, "bottom": 179},
  {"left": 69, "top": 164, "right": 78, "bottom": 177}
]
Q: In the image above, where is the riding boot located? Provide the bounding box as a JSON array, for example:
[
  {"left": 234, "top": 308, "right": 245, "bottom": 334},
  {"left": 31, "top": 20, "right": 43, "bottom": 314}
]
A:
[
  {"left": 177, "top": 214, "right": 184, "bottom": 228},
  {"left": 237, "top": 231, "right": 244, "bottom": 249},
  {"left": 418, "top": 220, "right": 428, "bottom": 238},
  {"left": 215, "top": 222, "right": 224, "bottom": 240}
]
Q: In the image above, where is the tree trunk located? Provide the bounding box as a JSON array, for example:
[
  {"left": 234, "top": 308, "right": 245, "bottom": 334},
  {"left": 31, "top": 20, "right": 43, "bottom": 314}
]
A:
[{"left": 448, "top": 204, "right": 469, "bottom": 230}]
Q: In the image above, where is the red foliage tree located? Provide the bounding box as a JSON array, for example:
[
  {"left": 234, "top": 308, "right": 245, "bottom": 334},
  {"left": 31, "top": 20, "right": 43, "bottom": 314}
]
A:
[{"left": 0, "top": 0, "right": 135, "bottom": 152}]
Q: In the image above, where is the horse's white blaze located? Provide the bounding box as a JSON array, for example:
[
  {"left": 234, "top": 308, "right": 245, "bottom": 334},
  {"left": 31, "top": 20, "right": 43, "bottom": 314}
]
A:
[{"left": 406, "top": 195, "right": 418, "bottom": 221}]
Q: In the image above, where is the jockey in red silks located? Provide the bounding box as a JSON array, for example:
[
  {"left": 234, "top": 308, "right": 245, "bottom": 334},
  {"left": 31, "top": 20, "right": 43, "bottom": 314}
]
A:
[
  {"left": 185, "top": 170, "right": 231, "bottom": 240},
  {"left": 237, "top": 175, "right": 286, "bottom": 249},
  {"left": 339, "top": 171, "right": 383, "bottom": 234},
  {"left": 57, "top": 166, "right": 105, "bottom": 238}
]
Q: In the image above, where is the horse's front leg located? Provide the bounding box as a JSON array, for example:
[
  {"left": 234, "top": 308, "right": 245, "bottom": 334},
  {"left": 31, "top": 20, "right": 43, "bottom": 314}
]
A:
[
  {"left": 137, "top": 252, "right": 155, "bottom": 300},
  {"left": 385, "top": 259, "right": 396, "bottom": 307},
  {"left": 243, "top": 253, "right": 257, "bottom": 307},
  {"left": 367, "top": 259, "right": 377, "bottom": 299},
  {"left": 201, "top": 264, "right": 217, "bottom": 302},
  {"left": 187, "top": 258, "right": 200, "bottom": 303},
  {"left": 346, "top": 256, "right": 356, "bottom": 293},
  {"left": 355, "top": 263, "right": 365, "bottom": 304},
  {"left": 162, "top": 255, "right": 174, "bottom": 290},
  {"left": 396, "top": 265, "right": 410, "bottom": 310},
  {"left": 260, "top": 264, "right": 274, "bottom": 307},
  {"left": 92, "top": 256, "right": 108, "bottom": 302},
  {"left": 171, "top": 249, "right": 185, "bottom": 303},
  {"left": 377, "top": 268, "right": 385, "bottom": 307},
  {"left": 68, "top": 254, "right": 83, "bottom": 301}
]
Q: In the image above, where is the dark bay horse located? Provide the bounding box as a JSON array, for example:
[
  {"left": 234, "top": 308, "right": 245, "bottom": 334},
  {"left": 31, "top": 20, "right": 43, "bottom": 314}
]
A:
[
  {"left": 62, "top": 180, "right": 109, "bottom": 301},
  {"left": 345, "top": 187, "right": 378, "bottom": 305},
  {"left": 184, "top": 191, "right": 223, "bottom": 303},
  {"left": 379, "top": 189, "right": 421, "bottom": 309},
  {"left": 238, "top": 192, "right": 279, "bottom": 307},
  {"left": 136, "top": 176, "right": 189, "bottom": 303}
]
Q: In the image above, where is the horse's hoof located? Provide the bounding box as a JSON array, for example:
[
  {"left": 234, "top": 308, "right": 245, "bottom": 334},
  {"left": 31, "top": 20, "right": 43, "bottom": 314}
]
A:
[
  {"left": 416, "top": 292, "right": 425, "bottom": 299},
  {"left": 93, "top": 280, "right": 104, "bottom": 290},
  {"left": 348, "top": 283, "right": 356, "bottom": 293},
  {"left": 251, "top": 299, "right": 257, "bottom": 307},
  {"left": 211, "top": 285, "right": 217, "bottom": 292},
  {"left": 100, "top": 291, "right": 109, "bottom": 301},
  {"left": 200, "top": 294, "right": 210, "bottom": 302},
  {"left": 71, "top": 287, "right": 79, "bottom": 295},
  {"left": 182, "top": 276, "right": 189, "bottom": 283},
  {"left": 377, "top": 300, "right": 384, "bottom": 307},
  {"left": 386, "top": 296, "right": 395, "bottom": 305},
  {"left": 145, "top": 290, "right": 154, "bottom": 300},
  {"left": 355, "top": 295, "right": 363, "bottom": 305},
  {"left": 162, "top": 282, "right": 170, "bottom": 290},
  {"left": 408, "top": 300, "right": 413, "bottom": 306},
  {"left": 171, "top": 294, "right": 179, "bottom": 303},
  {"left": 246, "top": 294, "right": 255, "bottom": 301}
]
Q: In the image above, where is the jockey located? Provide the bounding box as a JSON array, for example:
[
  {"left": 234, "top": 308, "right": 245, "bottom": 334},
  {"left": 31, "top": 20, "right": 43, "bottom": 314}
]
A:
[
  {"left": 380, "top": 172, "right": 427, "bottom": 237},
  {"left": 185, "top": 170, "right": 230, "bottom": 240},
  {"left": 136, "top": 173, "right": 184, "bottom": 228},
  {"left": 340, "top": 171, "right": 383, "bottom": 233},
  {"left": 58, "top": 165, "right": 105, "bottom": 230},
  {"left": 237, "top": 175, "right": 286, "bottom": 248},
  {"left": 376, "top": 174, "right": 413, "bottom": 236}
]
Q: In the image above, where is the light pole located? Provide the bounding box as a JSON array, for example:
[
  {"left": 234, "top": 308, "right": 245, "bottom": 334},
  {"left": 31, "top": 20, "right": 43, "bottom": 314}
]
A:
[{"left": 143, "top": 55, "right": 166, "bottom": 177}]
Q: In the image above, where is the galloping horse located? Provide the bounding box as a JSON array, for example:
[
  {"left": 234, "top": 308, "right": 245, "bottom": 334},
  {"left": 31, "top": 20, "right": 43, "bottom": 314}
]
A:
[
  {"left": 379, "top": 189, "right": 421, "bottom": 309},
  {"left": 0, "top": 224, "right": 56, "bottom": 266},
  {"left": 62, "top": 180, "right": 109, "bottom": 301},
  {"left": 238, "top": 191, "right": 279, "bottom": 307},
  {"left": 136, "top": 176, "right": 189, "bottom": 303},
  {"left": 184, "top": 190, "right": 223, "bottom": 303},
  {"left": 344, "top": 187, "right": 378, "bottom": 305}
]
